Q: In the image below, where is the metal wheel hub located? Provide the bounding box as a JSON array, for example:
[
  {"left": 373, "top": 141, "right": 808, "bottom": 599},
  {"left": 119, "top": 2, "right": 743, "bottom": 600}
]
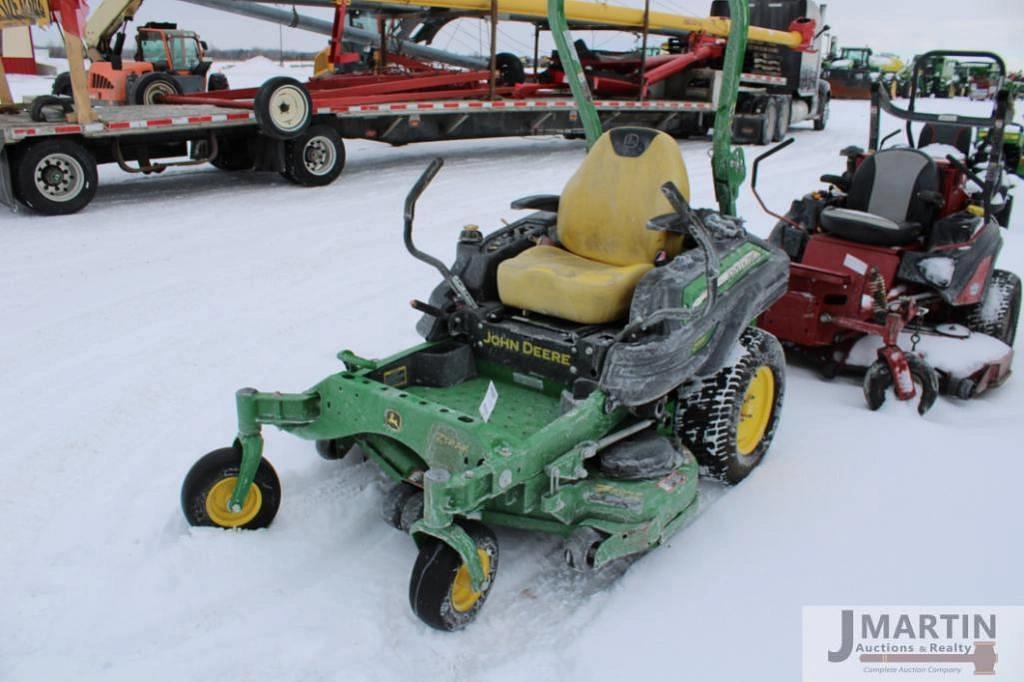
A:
[
  {"left": 302, "top": 136, "right": 336, "bottom": 175},
  {"left": 34, "top": 153, "right": 84, "bottom": 202},
  {"left": 270, "top": 86, "right": 308, "bottom": 132}
]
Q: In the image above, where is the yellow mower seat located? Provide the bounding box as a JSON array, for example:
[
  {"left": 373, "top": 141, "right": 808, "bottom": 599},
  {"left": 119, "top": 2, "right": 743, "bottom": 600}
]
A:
[{"left": 497, "top": 128, "right": 690, "bottom": 324}]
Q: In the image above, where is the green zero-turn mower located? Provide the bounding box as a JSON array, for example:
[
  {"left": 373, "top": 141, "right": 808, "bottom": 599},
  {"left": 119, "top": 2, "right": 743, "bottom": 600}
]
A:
[{"left": 180, "top": 0, "right": 790, "bottom": 631}]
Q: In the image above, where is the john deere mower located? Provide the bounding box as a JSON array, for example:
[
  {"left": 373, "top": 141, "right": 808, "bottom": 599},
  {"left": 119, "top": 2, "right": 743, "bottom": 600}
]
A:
[
  {"left": 180, "top": 0, "right": 789, "bottom": 631},
  {"left": 755, "top": 50, "right": 1020, "bottom": 415}
]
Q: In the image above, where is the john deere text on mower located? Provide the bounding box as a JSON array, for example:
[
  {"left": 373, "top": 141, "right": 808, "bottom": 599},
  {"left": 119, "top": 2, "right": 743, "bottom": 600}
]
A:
[
  {"left": 755, "top": 50, "right": 1020, "bottom": 414},
  {"left": 179, "top": 0, "right": 789, "bottom": 630}
]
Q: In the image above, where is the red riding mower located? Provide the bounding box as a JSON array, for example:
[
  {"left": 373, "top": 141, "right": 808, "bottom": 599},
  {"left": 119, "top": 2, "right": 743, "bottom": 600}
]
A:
[{"left": 754, "top": 50, "right": 1020, "bottom": 415}]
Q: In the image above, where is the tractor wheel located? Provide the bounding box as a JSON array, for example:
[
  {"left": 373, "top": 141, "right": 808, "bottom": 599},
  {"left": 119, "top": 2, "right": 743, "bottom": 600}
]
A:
[
  {"left": 409, "top": 522, "right": 498, "bottom": 631},
  {"left": 814, "top": 94, "right": 829, "bottom": 131},
  {"left": 133, "top": 72, "right": 182, "bottom": 105},
  {"left": 281, "top": 125, "right": 346, "bottom": 187},
  {"left": 254, "top": 77, "right": 313, "bottom": 140},
  {"left": 495, "top": 52, "right": 526, "bottom": 86},
  {"left": 863, "top": 354, "right": 939, "bottom": 415},
  {"left": 181, "top": 446, "right": 281, "bottom": 529},
  {"left": 774, "top": 97, "right": 791, "bottom": 142},
  {"left": 51, "top": 72, "right": 72, "bottom": 97},
  {"left": 11, "top": 139, "right": 97, "bottom": 215},
  {"left": 957, "top": 269, "right": 1022, "bottom": 347},
  {"left": 759, "top": 99, "right": 778, "bottom": 145},
  {"left": 677, "top": 327, "right": 785, "bottom": 485}
]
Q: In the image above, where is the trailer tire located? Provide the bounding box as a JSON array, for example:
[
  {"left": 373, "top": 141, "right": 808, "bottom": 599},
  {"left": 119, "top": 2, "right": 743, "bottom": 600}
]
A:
[
  {"left": 759, "top": 99, "right": 778, "bottom": 145},
  {"left": 676, "top": 327, "right": 785, "bottom": 485},
  {"left": 495, "top": 52, "right": 526, "bottom": 86},
  {"left": 814, "top": 94, "right": 829, "bottom": 131},
  {"left": 52, "top": 72, "right": 72, "bottom": 97},
  {"left": 282, "top": 125, "right": 345, "bottom": 186},
  {"left": 774, "top": 97, "right": 790, "bottom": 142},
  {"left": 12, "top": 139, "right": 97, "bottom": 215},
  {"left": 409, "top": 521, "right": 498, "bottom": 631},
  {"left": 210, "top": 136, "right": 255, "bottom": 171},
  {"left": 255, "top": 77, "right": 313, "bottom": 140},
  {"left": 134, "top": 72, "right": 182, "bottom": 105}
]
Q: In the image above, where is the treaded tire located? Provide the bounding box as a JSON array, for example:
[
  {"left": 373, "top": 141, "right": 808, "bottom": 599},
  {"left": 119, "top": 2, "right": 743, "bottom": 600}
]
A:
[
  {"left": 11, "top": 139, "right": 97, "bottom": 215},
  {"left": 51, "top": 72, "right": 72, "bottom": 97},
  {"left": 759, "top": 99, "right": 778, "bottom": 146},
  {"left": 210, "top": 136, "right": 255, "bottom": 171},
  {"left": 495, "top": 52, "right": 526, "bottom": 85},
  {"left": 957, "top": 269, "right": 1022, "bottom": 347},
  {"left": 814, "top": 94, "right": 829, "bottom": 131},
  {"left": 409, "top": 522, "right": 498, "bottom": 631},
  {"left": 862, "top": 354, "right": 939, "bottom": 414},
  {"left": 181, "top": 446, "right": 281, "bottom": 529},
  {"left": 133, "top": 72, "right": 182, "bottom": 105},
  {"left": 281, "top": 124, "right": 345, "bottom": 186},
  {"left": 677, "top": 327, "right": 785, "bottom": 485},
  {"left": 208, "top": 73, "right": 230, "bottom": 91},
  {"left": 255, "top": 77, "right": 313, "bottom": 140}
]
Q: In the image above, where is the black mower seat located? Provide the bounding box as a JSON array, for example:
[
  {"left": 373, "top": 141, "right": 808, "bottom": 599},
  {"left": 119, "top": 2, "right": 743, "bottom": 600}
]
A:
[
  {"left": 819, "top": 208, "right": 923, "bottom": 246},
  {"left": 917, "top": 123, "right": 972, "bottom": 157},
  {"left": 819, "top": 148, "right": 940, "bottom": 247}
]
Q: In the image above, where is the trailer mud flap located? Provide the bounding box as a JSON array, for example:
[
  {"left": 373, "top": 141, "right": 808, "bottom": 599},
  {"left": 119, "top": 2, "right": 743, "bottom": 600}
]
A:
[{"left": 0, "top": 147, "right": 17, "bottom": 213}]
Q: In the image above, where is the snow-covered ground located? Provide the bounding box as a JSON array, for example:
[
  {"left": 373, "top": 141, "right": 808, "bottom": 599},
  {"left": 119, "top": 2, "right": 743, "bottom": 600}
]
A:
[{"left": 2, "top": 75, "right": 1022, "bottom": 681}]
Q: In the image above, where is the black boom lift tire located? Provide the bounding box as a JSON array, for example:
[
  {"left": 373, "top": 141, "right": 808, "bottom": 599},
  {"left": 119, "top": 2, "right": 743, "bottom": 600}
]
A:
[
  {"left": 957, "top": 269, "right": 1022, "bottom": 347},
  {"left": 677, "top": 327, "right": 785, "bottom": 485},
  {"left": 181, "top": 446, "right": 282, "bottom": 530},
  {"left": 409, "top": 522, "right": 498, "bottom": 631},
  {"left": 11, "top": 139, "right": 98, "bottom": 215},
  {"left": 281, "top": 125, "right": 346, "bottom": 187},
  {"left": 51, "top": 72, "right": 72, "bottom": 97},
  {"left": 133, "top": 72, "right": 183, "bottom": 105}
]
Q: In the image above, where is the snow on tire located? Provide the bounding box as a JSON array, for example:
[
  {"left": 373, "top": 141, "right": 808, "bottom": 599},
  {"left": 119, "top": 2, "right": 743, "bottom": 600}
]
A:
[
  {"left": 957, "top": 269, "right": 1022, "bottom": 347},
  {"left": 676, "top": 327, "right": 785, "bottom": 485}
]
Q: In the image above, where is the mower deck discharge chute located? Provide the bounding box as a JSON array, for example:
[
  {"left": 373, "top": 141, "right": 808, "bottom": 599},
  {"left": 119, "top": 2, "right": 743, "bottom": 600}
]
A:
[
  {"left": 180, "top": 0, "right": 790, "bottom": 631},
  {"left": 756, "top": 50, "right": 1020, "bottom": 414}
]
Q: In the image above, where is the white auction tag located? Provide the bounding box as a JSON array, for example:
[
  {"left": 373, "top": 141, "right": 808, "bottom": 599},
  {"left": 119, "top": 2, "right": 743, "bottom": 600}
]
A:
[{"left": 479, "top": 380, "right": 499, "bottom": 422}]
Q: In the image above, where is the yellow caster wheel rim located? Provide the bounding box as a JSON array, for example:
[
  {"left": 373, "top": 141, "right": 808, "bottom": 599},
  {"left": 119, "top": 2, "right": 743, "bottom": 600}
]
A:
[
  {"left": 450, "top": 549, "right": 492, "bottom": 613},
  {"left": 205, "top": 477, "right": 263, "bottom": 528}
]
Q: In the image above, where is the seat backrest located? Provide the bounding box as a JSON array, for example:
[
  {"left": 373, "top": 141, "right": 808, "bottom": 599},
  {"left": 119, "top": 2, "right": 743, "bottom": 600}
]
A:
[
  {"left": 846, "top": 148, "right": 940, "bottom": 226},
  {"left": 918, "top": 123, "right": 972, "bottom": 156},
  {"left": 557, "top": 128, "right": 690, "bottom": 267}
]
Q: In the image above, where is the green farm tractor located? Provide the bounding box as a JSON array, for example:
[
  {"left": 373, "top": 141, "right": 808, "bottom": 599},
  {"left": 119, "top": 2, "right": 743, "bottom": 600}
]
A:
[{"left": 180, "top": 0, "right": 790, "bottom": 630}]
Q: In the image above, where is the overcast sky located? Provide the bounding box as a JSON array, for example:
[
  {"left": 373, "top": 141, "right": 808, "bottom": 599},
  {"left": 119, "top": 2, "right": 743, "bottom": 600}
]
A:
[{"left": 35, "top": 0, "right": 1024, "bottom": 70}]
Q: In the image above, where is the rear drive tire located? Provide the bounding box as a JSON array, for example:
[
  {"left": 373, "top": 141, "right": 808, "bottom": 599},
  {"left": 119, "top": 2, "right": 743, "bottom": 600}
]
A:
[
  {"left": 11, "top": 139, "right": 98, "bottom": 215},
  {"left": 677, "top": 327, "right": 785, "bottom": 485},
  {"left": 957, "top": 269, "right": 1021, "bottom": 347},
  {"left": 281, "top": 125, "right": 346, "bottom": 187}
]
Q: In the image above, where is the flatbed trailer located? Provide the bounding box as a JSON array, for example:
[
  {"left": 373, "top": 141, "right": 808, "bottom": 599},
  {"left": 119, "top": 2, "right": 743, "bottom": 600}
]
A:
[{"left": 1, "top": 67, "right": 790, "bottom": 216}]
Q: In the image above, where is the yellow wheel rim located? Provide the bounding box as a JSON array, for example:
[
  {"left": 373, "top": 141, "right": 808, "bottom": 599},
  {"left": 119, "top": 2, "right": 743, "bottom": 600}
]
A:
[
  {"left": 450, "top": 548, "right": 491, "bottom": 613},
  {"left": 737, "top": 366, "right": 775, "bottom": 456},
  {"left": 205, "top": 476, "right": 262, "bottom": 528}
]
